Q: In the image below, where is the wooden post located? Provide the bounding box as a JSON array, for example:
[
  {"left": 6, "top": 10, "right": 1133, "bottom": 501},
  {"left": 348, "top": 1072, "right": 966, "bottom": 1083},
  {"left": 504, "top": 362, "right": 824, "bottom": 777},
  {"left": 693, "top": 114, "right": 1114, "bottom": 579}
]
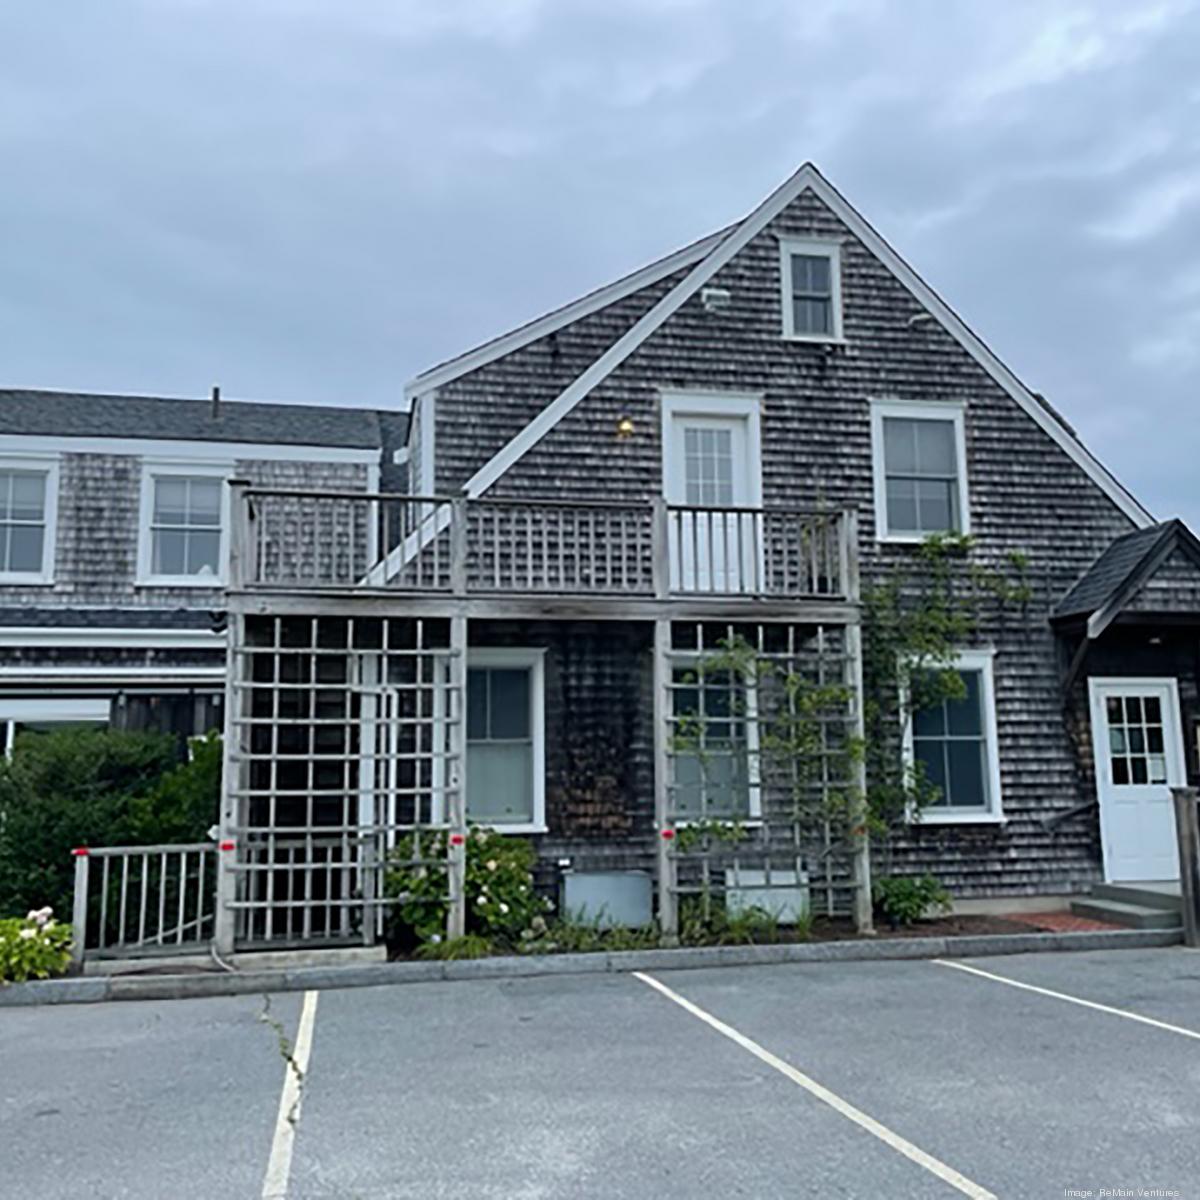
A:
[
  {"left": 213, "top": 612, "right": 242, "bottom": 956},
  {"left": 651, "top": 496, "right": 670, "bottom": 600},
  {"left": 226, "top": 480, "right": 251, "bottom": 590},
  {"left": 1172, "top": 786, "right": 1200, "bottom": 949},
  {"left": 653, "top": 617, "right": 678, "bottom": 941},
  {"left": 447, "top": 614, "right": 468, "bottom": 940},
  {"left": 449, "top": 496, "right": 468, "bottom": 597},
  {"left": 70, "top": 850, "right": 90, "bottom": 969},
  {"left": 843, "top": 510, "right": 874, "bottom": 935}
]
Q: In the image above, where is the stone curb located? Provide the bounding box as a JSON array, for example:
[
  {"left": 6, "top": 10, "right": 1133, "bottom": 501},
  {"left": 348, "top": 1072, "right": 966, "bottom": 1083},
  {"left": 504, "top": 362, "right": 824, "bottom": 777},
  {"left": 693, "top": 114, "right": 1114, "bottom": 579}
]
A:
[{"left": 0, "top": 926, "right": 1184, "bottom": 1008}]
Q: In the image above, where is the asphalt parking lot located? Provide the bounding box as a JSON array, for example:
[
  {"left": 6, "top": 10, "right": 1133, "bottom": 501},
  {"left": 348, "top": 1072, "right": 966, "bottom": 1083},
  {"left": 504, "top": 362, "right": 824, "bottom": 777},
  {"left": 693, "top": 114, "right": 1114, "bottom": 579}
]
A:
[{"left": 2, "top": 946, "right": 1198, "bottom": 1199}]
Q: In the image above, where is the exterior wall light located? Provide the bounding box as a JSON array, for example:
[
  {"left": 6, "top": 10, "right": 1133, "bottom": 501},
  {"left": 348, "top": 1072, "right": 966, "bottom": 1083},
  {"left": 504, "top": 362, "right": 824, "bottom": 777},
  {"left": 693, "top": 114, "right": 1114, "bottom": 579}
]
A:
[{"left": 616, "top": 415, "right": 636, "bottom": 439}]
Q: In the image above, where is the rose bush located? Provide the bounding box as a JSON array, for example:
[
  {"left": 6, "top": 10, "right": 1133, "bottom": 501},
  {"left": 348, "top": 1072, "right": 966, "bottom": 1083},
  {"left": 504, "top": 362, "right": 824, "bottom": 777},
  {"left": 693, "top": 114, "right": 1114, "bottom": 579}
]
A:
[
  {"left": 0, "top": 907, "right": 73, "bottom": 984},
  {"left": 384, "top": 827, "right": 548, "bottom": 951}
]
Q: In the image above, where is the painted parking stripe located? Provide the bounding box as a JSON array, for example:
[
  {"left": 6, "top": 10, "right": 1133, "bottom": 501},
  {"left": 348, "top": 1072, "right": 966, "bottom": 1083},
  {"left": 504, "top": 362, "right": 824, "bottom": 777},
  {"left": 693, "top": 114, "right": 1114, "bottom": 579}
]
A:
[
  {"left": 934, "top": 959, "right": 1200, "bottom": 1041},
  {"left": 262, "top": 990, "right": 320, "bottom": 1200},
  {"left": 633, "top": 971, "right": 996, "bottom": 1200}
]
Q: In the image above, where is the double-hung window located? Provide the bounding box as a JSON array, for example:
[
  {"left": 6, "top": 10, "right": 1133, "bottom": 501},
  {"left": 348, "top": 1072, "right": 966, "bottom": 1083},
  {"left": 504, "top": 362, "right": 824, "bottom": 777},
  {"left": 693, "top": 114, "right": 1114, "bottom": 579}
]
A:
[
  {"left": 779, "top": 238, "right": 843, "bottom": 341},
  {"left": 670, "top": 665, "right": 760, "bottom": 821},
  {"left": 905, "top": 650, "right": 1002, "bottom": 823},
  {"left": 871, "top": 400, "right": 969, "bottom": 541},
  {"left": 465, "top": 649, "right": 545, "bottom": 831},
  {"left": 139, "top": 465, "right": 227, "bottom": 584},
  {"left": 0, "top": 459, "right": 57, "bottom": 582}
]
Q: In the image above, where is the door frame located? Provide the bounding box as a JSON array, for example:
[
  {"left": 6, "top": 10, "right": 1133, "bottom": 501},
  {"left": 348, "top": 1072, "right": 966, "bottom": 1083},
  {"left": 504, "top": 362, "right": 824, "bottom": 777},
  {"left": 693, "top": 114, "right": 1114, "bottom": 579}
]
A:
[
  {"left": 659, "top": 390, "right": 763, "bottom": 593},
  {"left": 1087, "top": 675, "right": 1186, "bottom": 883}
]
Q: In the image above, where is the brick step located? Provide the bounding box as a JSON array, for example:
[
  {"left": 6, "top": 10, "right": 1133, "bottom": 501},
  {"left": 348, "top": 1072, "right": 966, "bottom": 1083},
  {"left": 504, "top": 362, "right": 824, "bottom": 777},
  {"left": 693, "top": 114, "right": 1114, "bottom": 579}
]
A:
[{"left": 1069, "top": 898, "right": 1182, "bottom": 930}]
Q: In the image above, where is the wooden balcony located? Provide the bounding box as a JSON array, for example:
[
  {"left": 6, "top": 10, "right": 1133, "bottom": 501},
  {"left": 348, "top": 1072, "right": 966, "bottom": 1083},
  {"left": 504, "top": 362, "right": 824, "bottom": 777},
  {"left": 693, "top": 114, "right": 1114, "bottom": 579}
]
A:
[{"left": 227, "top": 484, "right": 859, "bottom": 620}]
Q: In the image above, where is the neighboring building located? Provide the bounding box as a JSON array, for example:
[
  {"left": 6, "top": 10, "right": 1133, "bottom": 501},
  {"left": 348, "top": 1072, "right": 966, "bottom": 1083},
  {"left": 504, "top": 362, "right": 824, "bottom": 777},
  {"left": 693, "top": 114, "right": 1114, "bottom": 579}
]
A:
[{"left": 0, "top": 388, "right": 405, "bottom": 755}]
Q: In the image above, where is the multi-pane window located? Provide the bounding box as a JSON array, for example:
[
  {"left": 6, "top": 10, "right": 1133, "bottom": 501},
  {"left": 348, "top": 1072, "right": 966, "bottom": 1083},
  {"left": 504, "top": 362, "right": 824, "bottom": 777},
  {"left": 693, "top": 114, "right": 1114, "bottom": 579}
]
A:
[
  {"left": 150, "top": 475, "right": 222, "bottom": 578},
  {"left": 683, "top": 427, "right": 735, "bottom": 506},
  {"left": 1106, "top": 694, "right": 1167, "bottom": 785},
  {"left": 671, "top": 667, "right": 756, "bottom": 820},
  {"left": 467, "top": 665, "right": 535, "bottom": 825},
  {"left": 880, "top": 414, "right": 963, "bottom": 537},
  {"left": 0, "top": 468, "right": 49, "bottom": 576},
  {"left": 911, "top": 668, "right": 993, "bottom": 811},
  {"left": 790, "top": 253, "right": 833, "bottom": 336},
  {"left": 780, "top": 240, "right": 841, "bottom": 340}
]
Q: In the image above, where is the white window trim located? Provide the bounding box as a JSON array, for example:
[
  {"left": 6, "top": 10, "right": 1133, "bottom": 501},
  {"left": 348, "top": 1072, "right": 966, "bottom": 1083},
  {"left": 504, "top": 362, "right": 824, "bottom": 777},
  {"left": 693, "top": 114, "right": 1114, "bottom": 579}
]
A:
[
  {"left": 0, "top": 696, "right": 110, "bottom": 757},
  {"left": 870, "top": 398, "right": 971, "bottom": 544},
  {"left": 659, "top": 390, "right": 764, "bottom": 507},
  {"left": 136, "top": 460, "right": 232, "bottom": 588},
  {"left": 778, "top": 236, "right": 845, "bottom": 343},
  {"left": 465, "top": 647, "right": 547, "bottom": 834},
  {"left": 0, "top": 453, "right": 59, "bottom": 584},
  {"left": 902, "top": 648, "right": 1004, "bottom": 825}
]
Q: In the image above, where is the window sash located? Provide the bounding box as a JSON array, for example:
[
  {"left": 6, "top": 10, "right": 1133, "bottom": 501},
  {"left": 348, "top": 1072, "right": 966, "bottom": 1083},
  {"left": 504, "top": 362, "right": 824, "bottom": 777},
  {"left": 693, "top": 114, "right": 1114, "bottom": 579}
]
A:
[
  {"left": 0, "top": 470, "right": 48, "bottom": 574},
  {"left": 881, "top": 417, "right": 962, "bottom": 535},
  {"left": 147, "top": 475, "right": 223, "bottom": 578},
  {"left": 911, "top": 668, "right": 992, "bottom": 811},
  {"left": 466, "top": 664, "right": 536, "bottom": 825}
]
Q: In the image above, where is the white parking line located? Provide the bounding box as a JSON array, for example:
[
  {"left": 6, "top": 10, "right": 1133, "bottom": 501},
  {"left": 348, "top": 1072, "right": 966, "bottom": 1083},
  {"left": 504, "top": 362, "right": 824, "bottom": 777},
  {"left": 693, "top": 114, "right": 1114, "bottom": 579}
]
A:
[
  {"left": 633, "top": 971, "right": 996, "bottom": 1200},
  {"left": 262, "top": 990, "right": 320, "bottom": 1200},
  {"left": 934, "top": 959, "right": 1200, "bottom": 1041}
]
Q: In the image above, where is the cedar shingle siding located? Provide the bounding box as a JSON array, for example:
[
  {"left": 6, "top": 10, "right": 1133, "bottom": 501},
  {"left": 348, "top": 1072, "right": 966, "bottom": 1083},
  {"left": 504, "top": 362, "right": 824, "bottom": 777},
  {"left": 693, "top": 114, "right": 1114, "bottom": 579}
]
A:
[{"left": 425, "top": 186, "right": 1146, "bottom": 897}]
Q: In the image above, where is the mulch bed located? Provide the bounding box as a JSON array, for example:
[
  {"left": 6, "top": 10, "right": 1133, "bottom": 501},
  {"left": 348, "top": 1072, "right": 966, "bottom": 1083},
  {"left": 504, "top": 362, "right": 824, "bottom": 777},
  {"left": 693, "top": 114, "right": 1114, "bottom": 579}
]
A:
[{"left": 811, "top": 914, "right": 1042, "bottom": 940}]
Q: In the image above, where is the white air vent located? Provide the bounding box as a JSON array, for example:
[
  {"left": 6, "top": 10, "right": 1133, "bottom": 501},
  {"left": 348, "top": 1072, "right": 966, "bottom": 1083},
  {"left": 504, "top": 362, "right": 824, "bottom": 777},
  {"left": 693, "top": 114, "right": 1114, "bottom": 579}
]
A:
[{"left": 701, "top": 286, "right": 732, "bottom": 314}]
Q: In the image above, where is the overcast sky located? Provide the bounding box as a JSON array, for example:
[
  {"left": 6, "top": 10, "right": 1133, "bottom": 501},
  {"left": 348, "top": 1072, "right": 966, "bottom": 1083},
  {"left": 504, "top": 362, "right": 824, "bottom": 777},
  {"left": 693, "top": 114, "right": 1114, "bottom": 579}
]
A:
[{"left": 2, "top": 1, "right": 1197, "bottom": 521}]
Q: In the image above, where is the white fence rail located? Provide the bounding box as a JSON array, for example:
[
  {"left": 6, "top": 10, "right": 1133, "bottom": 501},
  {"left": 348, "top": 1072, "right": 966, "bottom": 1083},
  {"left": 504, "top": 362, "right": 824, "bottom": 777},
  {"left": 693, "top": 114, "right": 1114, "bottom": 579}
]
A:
[{"left": 70, "top": 843, "right": 217, "bottom": 965}]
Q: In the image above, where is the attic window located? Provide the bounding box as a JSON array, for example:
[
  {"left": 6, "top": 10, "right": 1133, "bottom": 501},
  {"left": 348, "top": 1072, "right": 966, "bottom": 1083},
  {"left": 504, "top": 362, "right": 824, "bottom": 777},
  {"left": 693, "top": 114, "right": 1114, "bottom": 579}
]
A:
[{"left": 779, "top": 238, "right": 843, "bottom": 342}]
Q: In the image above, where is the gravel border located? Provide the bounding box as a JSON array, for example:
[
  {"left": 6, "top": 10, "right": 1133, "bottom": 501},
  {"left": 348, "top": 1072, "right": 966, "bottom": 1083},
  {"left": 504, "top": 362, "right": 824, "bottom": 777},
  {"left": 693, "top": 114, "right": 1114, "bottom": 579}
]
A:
[{"left": 0, "top": 926, "right": 1184, "bottom": 1007}]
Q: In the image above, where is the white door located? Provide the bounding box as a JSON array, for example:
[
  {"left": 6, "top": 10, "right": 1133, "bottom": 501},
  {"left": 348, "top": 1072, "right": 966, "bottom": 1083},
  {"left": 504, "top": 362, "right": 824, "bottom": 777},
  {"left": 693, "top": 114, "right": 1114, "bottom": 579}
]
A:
[
  {"left": 666, "top": 414, "right": 756, "bottom": 592},
  {"left": 1088, "top": 678, "right": 1185, "bottom": 883}
]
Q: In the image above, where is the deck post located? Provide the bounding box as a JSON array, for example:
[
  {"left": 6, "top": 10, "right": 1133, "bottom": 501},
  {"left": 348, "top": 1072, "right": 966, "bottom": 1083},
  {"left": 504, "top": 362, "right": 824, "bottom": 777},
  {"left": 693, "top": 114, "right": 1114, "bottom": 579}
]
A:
[
  {"left": 651, "top": 496, "right": 670, "bottom": 601},
  {"left": 213, "top": 612, "right": 242, "bottom": 956},
  {"left": 450, "top": 496, "right": 468, "bottom": 596},
  {"left": 653, "top": 617, "right": 678, "bottom": 940},
  {"left": 842, "top": 510, "right": 874, "bottom": 935},
  {"left": 70, "top": 850, "right": 90, "bottom": 969},
  {"left": 1172, "top": 786, "right": 1200, "bottom": 949},
  {"left": 447, "top": 614, "right": 469, "bottom": 940},
  {"left": 226, "top": 480, "right": 251, "bottom": 590}
]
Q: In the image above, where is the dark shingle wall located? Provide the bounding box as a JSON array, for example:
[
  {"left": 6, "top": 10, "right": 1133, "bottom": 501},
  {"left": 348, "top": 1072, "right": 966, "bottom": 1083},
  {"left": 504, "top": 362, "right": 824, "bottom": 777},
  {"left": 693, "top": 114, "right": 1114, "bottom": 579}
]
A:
[{"left": 433, "top": 187, "right": 1145, "bottom": 897}]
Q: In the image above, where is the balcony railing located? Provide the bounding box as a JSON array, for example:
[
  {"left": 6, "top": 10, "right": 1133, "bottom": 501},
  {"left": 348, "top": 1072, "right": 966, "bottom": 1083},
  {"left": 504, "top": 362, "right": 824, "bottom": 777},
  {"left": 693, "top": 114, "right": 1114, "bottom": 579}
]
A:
[{"left": 229, "top": 484, "right": 856, "bottom": 602}]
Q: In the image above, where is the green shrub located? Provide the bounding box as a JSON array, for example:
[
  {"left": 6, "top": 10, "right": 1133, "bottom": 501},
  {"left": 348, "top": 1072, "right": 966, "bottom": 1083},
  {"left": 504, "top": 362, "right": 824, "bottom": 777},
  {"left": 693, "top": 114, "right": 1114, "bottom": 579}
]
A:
[
  {"left": 0, "top": 908, "right": 73, "bottom": 984},
  {"left": 518, "top": 916, "right": 659, "bottom": 955},
  {"left": 0, "top": 729, "right": 221, "bottom": 919},
  {"left": 384, "top": 826, "right": 549, "bottom": 950},
  {"left": 679, "top": 897, "right": 795, "bottom": 946},
  {"left": 415, "top": 933, "right": 494, "bottom": 960},
  {"left": 873, "top": 873, "right": 951, "bottom": 927}
]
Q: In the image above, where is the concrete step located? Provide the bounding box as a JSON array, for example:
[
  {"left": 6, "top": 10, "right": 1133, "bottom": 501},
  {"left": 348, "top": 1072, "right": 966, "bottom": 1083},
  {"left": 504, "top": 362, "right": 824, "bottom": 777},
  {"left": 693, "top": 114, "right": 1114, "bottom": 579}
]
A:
[
  {"left": 1091, "top": 882, "right": 1182, "bottom": 911},
  {"left": 1070, "top": 898, "right": 1183, "bottom": 930}
]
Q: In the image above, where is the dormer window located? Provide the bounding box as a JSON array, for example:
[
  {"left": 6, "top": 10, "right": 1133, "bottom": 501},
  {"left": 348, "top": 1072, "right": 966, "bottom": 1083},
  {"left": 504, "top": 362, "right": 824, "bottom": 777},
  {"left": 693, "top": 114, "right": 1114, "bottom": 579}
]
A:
[
  {"left": 137, "top": 462, "right": 229, "bottom": 586},
  {"left": 779, "top": 238, "right": 843, "bottom": 342}
]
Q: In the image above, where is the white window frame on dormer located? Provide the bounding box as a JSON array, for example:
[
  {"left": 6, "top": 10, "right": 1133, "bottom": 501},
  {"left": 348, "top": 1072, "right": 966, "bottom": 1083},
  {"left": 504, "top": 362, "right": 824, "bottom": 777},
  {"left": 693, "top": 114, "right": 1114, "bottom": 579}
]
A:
[
  {"left": 902, "top": 648, "right": 1004, "bottom": 825},
  {"left": 778, "top": 237, "right": 844, "bottom": 343},
  {"left": 0, "top": 454, "right": 59, "bottom": 584},
  {"left": 870, "top": 398, "right": 970, "bottom": 544},
  {"left": 136, "top": 459, "right": 232, "bottom": 588}
]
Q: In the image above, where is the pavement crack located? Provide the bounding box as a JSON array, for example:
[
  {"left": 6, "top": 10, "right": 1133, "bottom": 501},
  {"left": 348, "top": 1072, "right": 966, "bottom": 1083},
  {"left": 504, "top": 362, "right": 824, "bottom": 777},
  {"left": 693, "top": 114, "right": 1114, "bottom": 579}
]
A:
[{"left": 259, "top": 993, "right": 305, "bottom": 1128}]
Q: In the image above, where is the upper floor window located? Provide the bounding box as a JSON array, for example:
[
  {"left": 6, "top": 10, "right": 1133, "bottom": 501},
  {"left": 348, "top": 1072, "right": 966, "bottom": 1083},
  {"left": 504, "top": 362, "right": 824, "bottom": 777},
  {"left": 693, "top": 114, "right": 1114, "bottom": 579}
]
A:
[
  {"left": 779, "top": 238, "right": 843, "bottom": 342},
  {"left": 0, "top": 458, "right": 58, "bottom": 583},
  {"left": 137, "top": 464, "right": 227, "bottom": 586},
  {"left": 870, "top": 400, "right": 969, "bottom": 542}
]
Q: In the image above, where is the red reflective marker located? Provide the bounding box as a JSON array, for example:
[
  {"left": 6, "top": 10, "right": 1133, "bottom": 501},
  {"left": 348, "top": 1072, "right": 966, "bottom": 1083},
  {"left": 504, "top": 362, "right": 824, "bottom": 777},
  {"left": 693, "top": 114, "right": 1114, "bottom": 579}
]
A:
[
  {"left": 71, "top": 846, "right": 90, "bottom": 857},
  {"left": 449, "top": 834, "right": 466, "bottom": 846},
  {"left": 660, "top": 829, "right": 675, "bottom": 841},
  {"left": 219, "top": 840, "right": 236, "bottom": 852}
]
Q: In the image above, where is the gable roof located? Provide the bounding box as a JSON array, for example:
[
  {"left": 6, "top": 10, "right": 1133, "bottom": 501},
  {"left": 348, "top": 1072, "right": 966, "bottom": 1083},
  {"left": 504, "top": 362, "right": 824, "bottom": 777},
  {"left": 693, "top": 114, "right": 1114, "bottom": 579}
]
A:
[
  {"left": 1053, "top": 519, "right": 1200, "bottom": 637},
  {"left": 0, "top": 388, "right": 400, "bottom": 450},
  {"left": 404, "top": 225, "right": 733, "bottom": 400},
  {"left": 437, "top": 161, "right": 1153, "bottom": 526}
]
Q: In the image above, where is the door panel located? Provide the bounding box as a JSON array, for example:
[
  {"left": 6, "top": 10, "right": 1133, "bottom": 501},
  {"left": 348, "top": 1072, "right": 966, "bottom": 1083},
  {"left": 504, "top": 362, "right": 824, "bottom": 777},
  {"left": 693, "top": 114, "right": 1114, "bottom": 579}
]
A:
[
  {"left": 1089, "top": 678, "right": 1184, "bottom": 882},
  {"left": 666, "top": 414, "right": 757, "bottom": 592}
]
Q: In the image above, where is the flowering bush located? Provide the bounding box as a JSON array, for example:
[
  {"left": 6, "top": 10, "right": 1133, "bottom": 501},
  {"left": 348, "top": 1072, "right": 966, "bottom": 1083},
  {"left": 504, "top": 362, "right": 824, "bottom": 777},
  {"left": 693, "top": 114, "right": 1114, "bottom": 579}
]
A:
[
  {"left": 0, "top": 907, "right": 73, "bottom": 984},
  {"left": 384, "top": 827, "right": 549, "bottom": 950}
]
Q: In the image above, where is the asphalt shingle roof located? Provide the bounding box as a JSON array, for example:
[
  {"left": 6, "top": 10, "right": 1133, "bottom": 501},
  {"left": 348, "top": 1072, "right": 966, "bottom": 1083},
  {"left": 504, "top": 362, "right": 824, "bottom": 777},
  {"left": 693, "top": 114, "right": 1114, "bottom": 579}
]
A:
[
  {"left": 1054, "top": 519, "right": 1193, "bottom": 620},
  {"left": 0, "top": 388, "right": 404, "bottom": 450}
]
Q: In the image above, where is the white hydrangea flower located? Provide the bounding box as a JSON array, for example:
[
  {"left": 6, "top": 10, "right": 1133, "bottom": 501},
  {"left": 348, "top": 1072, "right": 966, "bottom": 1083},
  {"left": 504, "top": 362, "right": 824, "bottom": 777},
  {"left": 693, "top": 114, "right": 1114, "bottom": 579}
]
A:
[
  {"left": 486, "top": 859, "right": 497, "bottom": 872},
  {"left": 18, "top": 928, "right": 36, "bottom": 940},
  {"left": 499, "top": 902, "right": 509, "bottom": 915}
]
